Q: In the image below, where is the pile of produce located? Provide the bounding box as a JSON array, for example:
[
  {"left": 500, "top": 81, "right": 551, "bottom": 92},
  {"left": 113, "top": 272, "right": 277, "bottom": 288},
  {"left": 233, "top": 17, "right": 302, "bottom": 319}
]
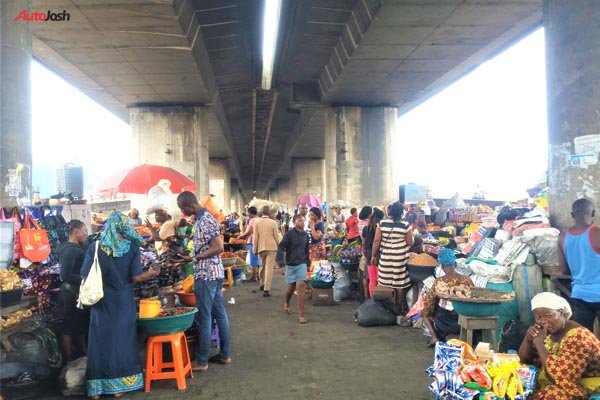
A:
[
  {"left": 330, "top": 241, "right": 361, "bottom": 263},
  {"left": 221, "top": 252, "right": 236, "bottom": 259},
  {"left": 158, "top": 308, "right": 192, "bottom": 317},
  {"left": 0, "top": 309, "right": 33, "bottom": 330},
  {"left": 407, "top": 253, "right": 438, "bottom": 267},
  {"left": 0, "top": 270, "right": 22, "bottom": 291},
  {"left": 228, "top": 237, "right": 245, "bottom": 245},
  {"left": 438, "top": 286, "right": 514, "bottom": 302}
]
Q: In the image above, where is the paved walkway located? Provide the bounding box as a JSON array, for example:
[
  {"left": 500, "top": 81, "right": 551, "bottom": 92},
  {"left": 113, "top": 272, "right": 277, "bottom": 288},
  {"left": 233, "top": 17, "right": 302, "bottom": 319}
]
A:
[{"left": 45, "top": 275, "right": 433, "bottom": 399}]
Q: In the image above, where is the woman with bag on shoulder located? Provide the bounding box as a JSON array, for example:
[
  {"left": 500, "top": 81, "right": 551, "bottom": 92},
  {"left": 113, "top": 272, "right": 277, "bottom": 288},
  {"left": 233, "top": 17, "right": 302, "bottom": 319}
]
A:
[
  {"left": 58, "top": 219, "right": 90, "bottom": 362},
  {"left": 81, "top": 212, "right": 159, "bottom": 399}
]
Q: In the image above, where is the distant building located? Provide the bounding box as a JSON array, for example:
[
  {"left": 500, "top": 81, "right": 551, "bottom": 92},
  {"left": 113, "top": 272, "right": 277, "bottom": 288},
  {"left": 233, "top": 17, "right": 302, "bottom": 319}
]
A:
[{"left": 57, "top": 164, "right": 84, "bottom": 198}]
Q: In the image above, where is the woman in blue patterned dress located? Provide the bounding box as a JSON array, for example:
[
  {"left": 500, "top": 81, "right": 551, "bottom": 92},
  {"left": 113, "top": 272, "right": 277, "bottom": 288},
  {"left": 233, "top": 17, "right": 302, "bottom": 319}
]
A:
[{"left": 81, "top": 212, "right": 159, "bottom": 399}]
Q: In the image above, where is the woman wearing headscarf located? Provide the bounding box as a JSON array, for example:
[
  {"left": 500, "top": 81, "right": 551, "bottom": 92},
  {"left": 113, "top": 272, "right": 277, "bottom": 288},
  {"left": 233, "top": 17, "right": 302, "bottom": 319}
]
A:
[
  {"left": 308, "top": 207, "right": 326, "bottom": 262},
  {"left": 370, "top": 201, "right": 414, "bottom": 315},
  {"left": 422, "top": 249, "right": 474, "bottom": 348},
  {"left": 127, "top": 208, "right": 142, "bottom": 226},
  {"left": 81, "top": 211, "right": 160, "bottom": 399},
  {"left": 518, "top": 292, "right": 600, "bottom": 400}
]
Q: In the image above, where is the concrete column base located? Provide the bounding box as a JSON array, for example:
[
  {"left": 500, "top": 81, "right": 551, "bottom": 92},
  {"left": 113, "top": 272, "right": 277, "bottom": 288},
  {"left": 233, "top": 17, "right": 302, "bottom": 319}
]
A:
[
  {"left": 325, "top": 106, "right": 397, "bottom": 208},
  {"left": 545, "top": 0, "right": 600, "bottom": 228},
  {"left": 209, "top": 158, "right": 231, "bottom": 214},
  {"left": 130, "top": 106, "right": 210, "bottom": 202}
]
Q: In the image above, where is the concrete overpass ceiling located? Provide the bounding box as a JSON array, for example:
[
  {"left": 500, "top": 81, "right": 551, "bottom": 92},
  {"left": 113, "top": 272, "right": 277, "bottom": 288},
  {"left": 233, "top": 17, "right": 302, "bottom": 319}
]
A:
[
  {"left": 315, "top": 0, "right": 542, "bottom": 107},
  {"left": 31, "top": 0, "right": 217, "bottom": 117},
  {"left": 27, "top": 0, "right": 542, "bottom": 196}
]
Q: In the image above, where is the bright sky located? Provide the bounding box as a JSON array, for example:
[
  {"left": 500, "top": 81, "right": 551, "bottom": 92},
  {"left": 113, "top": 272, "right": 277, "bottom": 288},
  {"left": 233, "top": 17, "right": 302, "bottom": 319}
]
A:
[
  {"left": 393, "top": 28, "right": 547, "bottom": 201},
  {"left": 32, "top": 28, "right": 547, "bottom": 201},
  {"left": 31, "top": 62, "right": 131, "bottom": 197}
]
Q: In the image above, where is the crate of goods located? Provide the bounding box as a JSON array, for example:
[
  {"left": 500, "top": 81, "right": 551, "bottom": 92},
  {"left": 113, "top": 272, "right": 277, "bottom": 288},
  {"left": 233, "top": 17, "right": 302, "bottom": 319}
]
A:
[{"left": 312, "top": 288, "right": 334, "bottom": 306}]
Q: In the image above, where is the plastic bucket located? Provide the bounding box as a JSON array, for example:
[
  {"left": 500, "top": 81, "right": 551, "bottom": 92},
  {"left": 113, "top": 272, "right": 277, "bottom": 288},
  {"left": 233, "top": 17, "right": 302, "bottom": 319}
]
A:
[{"left": 139, "top": 299, "right": 161, "bottom": 318}]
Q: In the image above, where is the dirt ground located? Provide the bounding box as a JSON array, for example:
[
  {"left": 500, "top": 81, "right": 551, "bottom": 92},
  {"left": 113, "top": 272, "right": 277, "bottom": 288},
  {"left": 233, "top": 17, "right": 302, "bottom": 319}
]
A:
[{"left": 43, "top": 274, "right": 434, "bottom": 400}]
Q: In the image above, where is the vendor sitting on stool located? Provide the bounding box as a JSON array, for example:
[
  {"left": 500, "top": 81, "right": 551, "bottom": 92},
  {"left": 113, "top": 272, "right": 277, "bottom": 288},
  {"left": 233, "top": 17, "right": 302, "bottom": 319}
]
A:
[
  {"left": 518, "top": 292, "right": 600, "bottom": 400},
  {"left": 422, "top": 248, "right": 473, "bottom": 348}
]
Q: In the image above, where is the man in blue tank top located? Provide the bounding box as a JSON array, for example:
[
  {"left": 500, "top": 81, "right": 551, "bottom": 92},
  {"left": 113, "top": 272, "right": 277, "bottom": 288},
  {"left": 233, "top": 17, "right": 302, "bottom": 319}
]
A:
[{"left": 558, "top": 198, "right": 600, "bottom": 331}]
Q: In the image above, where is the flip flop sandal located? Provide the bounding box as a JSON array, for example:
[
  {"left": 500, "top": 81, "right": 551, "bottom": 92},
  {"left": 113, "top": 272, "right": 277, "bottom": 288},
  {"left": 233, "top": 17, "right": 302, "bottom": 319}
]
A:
[
  {"left": 284, "top": 305, "right": 292, "bottom": 314},
  {"left": 298, "top": 317, "right": 308, "bottom": 324}
]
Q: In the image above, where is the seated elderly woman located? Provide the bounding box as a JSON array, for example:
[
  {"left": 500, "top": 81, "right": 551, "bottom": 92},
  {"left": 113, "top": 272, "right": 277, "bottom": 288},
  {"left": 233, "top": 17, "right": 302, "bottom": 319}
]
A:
[
  {"left": 518, "top": 292, "right": 600, "bottom": 400},
  {"left": 422, "top": 248, "right": 474, "bottom": 348}
]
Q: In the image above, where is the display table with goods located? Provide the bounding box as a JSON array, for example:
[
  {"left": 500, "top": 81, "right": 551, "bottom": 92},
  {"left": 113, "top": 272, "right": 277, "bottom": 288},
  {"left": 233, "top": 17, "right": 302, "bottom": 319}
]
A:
[
  {"left": 328, "top": 241, "right": 363, "bottom": 301},
  {"left": 407, "top": 205, "right": 564, "bottom": 344},
  {"left": 427, "top": 340, "right": 538, "bottom": 400}
]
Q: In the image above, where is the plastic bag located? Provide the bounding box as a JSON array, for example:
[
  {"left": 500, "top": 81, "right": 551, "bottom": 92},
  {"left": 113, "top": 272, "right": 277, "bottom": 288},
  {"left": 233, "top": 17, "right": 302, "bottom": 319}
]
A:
[
  {"left": 78, "top": 242, "right": 104, "bottom": 306},
  {"left": 526, "top": 235, "right": 559, "bottom": 267},
  {"left": 355, "top": 299, "right": 397, "bottom": 327},
  {"left": 333, "top": 268, "right": 350, "bottom": 302},
  {"left": 146, "top": 179, "right": 173, "bottom": 214},
  {"left": 499, "top": 320, "right": 528, "bottom": 353},
  {"left": 0, "top": 209, "right": 15, "bottom": 268},
  {"left": 59, "top": 357, "right": 87, "bottom": 396},
  {"left": 200, "top": 196, "right": 225, "bottom": 223}
]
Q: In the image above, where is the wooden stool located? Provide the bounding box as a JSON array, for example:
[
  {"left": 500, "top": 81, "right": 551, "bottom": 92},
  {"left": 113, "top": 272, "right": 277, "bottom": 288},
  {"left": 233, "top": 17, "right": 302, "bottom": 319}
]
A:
[
  {"left": 458, "top": 315, "right": 498, "bottom": 351},
  {"left": 145, "top": 332, "right": 193, "bottom": 392},
  {"left": 223, "top": 267, "right": 234, "bottom": 287}
]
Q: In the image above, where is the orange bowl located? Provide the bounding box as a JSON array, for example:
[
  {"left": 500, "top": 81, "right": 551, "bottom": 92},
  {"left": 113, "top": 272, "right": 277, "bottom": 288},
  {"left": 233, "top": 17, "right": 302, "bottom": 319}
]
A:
[{"left": 176, "top": 291, "right": 196, "bottom": 306}]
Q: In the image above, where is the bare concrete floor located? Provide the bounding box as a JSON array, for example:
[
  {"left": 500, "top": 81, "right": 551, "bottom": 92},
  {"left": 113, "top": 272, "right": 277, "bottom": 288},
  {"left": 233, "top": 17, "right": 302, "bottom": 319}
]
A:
[{"left": 44, "top": 274, "right": 434, "bottom": 400}]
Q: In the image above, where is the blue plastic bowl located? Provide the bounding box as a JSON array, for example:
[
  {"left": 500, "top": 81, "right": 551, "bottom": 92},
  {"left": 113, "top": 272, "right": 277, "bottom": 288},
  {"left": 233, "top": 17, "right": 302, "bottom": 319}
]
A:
[{"left": 451, "top": 300, "right": 502, "bottom": 317}]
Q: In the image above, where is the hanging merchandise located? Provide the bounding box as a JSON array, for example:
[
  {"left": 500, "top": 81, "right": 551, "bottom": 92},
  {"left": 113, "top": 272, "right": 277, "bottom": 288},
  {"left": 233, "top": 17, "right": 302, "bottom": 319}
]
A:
[
  {"left": 9, "top": 207, "right": 23, "bottom": 260},
  {"left": 0, "top": 208, "right": 15, "bottom": 268},
  {"left": 37, "top": 206, "right": 68, "bottom": 266},
  {"left": 19, "top": 215, "right": 51, "bottom": 263}
]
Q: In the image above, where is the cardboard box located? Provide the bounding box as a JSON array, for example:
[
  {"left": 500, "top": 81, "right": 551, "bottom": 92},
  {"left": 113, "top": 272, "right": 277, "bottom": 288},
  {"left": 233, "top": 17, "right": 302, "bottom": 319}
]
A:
[
  {"left": 372, "top": 286, "right": 396, "bottom": 302},
  {"left": 311, "top": 288, "right": 334, "bottom": 306}
]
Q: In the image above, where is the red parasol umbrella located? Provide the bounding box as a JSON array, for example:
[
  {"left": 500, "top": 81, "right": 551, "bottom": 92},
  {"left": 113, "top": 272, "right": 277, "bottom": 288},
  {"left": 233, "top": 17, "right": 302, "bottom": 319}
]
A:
[
  {"left": 96, "top": 164, "right": 197, "bottom": 197},
  {"left": 297, "top": 194, "right": 322, "bottom": 207}
]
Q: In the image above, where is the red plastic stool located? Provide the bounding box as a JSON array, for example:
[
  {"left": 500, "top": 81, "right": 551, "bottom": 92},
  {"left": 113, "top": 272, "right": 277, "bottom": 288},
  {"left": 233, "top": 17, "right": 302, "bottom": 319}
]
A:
[{"left": 145, "top": 332, "right": 193, "bottom": 392}]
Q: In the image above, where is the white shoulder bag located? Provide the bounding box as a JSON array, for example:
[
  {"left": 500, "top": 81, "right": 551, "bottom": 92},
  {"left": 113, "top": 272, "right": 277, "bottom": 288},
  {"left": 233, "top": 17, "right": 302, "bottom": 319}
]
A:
[{"left": 78, "top": 241, "right": 104, "bottom": 307}]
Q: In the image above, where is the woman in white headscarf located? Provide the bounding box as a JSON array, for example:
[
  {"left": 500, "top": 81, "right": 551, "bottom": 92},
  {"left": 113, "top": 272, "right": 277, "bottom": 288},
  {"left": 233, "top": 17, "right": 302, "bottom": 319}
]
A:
[{"left": 518, "top": 292, "right": 600, "bottom": 400}]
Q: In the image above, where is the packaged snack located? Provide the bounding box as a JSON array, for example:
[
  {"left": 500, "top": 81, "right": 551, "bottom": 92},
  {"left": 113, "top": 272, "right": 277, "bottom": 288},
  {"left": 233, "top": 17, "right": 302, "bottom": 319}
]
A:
[
  {"left": 448, "top": 339, "right": 478, "bottom": 362},
  {"left": 434, "top": 342, "right": 463, "bottom": 374},
  {"left": 517, "top": 365, "right": 538, "bottom": 392},
  {"left": 461, "top": 363, "right": 493, "bottom": 389}
]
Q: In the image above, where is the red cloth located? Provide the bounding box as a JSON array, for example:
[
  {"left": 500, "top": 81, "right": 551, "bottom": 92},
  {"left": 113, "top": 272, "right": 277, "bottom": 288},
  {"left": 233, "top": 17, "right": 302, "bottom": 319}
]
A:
[
  {"left": 367, "top": 265, "right": 378, "bottom": 297},
  {"left": 346, "top": 215, "right": 360, "bottom": 240}
]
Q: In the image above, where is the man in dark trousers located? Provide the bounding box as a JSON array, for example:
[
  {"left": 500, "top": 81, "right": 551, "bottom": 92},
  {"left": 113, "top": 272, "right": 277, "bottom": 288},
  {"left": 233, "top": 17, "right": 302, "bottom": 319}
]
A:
[
  {"left": 277, "top": 214, "right": 310, "bottom": 324},
  {"left": 558, "top": 198, "right": 600, "bottom": 331}
]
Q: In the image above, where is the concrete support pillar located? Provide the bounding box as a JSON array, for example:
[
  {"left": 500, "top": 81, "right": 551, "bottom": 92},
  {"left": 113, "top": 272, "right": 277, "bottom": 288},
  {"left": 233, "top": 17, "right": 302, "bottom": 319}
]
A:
[
  {"left": 130, "top": 106, "right": 210, "bottom": 198},
  {"left": 325, "top": 107, "right": 396, "bottom": 207},
  {"left": 290, "top": 158, "right": 326, "bottom": 207},
  {"left": 276, "top": 179, "right": 291, "bottom": 210},
  {"left": 1, "top": 0, "right": 32, "bottom": 206},
  {"left": 545, "top": 0, "right": 600, "bottom": 228},
  {"left": 230, "top": 179, "right": 240, "bottom": 213},
  {"left": 209, "top": 159, "right": 231, "bottom": 214}
]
